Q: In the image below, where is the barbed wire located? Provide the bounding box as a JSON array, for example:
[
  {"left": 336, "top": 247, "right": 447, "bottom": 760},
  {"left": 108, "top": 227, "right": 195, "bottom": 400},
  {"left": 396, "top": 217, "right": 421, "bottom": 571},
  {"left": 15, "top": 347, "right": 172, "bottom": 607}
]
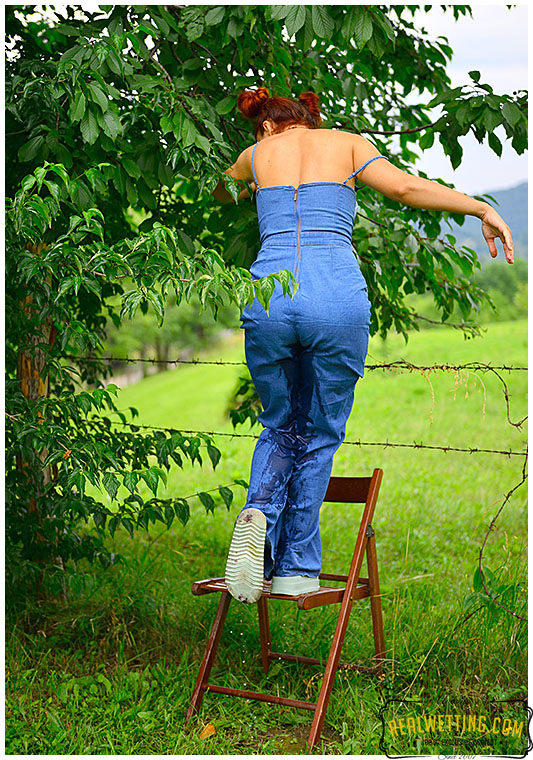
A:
[
  {"left": 66, "top": 354, "right": 528, "bottom": 429},
  {"left": 112, "top": 419, "right": 527, "bottom": 458},
  {"left": 66, "top": 354, "right": 528, "bottom": 372}
]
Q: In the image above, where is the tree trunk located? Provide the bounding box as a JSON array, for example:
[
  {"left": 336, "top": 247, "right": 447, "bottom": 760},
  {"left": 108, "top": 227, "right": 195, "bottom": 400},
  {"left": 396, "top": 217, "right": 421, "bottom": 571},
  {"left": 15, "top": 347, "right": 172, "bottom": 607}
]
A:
[
  {"left": 155, "top": 336, "right": 170, "bottom": 372},
  {"left": 16, "top": 242, "right": 66, "bottom": 597}
]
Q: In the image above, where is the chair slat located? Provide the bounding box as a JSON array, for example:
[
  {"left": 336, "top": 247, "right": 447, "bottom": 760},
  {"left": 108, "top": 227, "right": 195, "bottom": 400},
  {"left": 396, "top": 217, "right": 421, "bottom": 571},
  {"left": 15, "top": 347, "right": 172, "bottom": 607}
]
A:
[{"left": 323, "top": 476, "right": 373, "bottom": 503}]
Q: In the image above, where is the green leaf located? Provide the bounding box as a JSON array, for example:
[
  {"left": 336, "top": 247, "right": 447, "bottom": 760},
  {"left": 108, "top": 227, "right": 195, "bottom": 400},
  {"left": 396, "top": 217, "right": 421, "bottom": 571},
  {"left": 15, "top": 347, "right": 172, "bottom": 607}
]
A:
[
  {"left": 181, "top": 117, "right": 197, "bottom": 147},
  {"left": 140, "top": 468, "right": 160, "bottom": 496},
  {"left": 87, "top": 81, "right": 109, "bottom": 112},
  {"left": 99, "top": 109, "right": 122, "bottom": 140},
  {"left": 121, "top": 517, "right": 134, "bottom": 538},
  {"left": 352, "top": 8, "right": 373, "bottom": 48},
  {"left": 205, "top": 6, "right": 225, "bottom": 25},
  {"left": 215, "top": 96, "right": 234, "bottom": 115},
  {"left": 270, "top": 6, "right": 291, "bottom": 21},
  {"left": 102, "top": 472, "right": 120, "bottom": 501},
  {"left": 123, "top": 471, "right": 139, "bottom": 493},
  {"left": 18, "top": 136, "right": 45, "bottom": 163},
  {"left": 177, "top": 229, "right": 195, "bottom": 255},
  {"left": 488, "top": 131, "right": 502, "bottom": 157},
  {"left": 175, "top": 499, "right": 190, "bottom": 525},
  {"left": 122, "top": 158, "right": 141, "bottom": 179},
  {"left": 138, "top": 181, "right": 156, "bottom": 210},
  {"left": 150, "top": 13, "right": 169, "bottom": 36},
  {"left": 302, "top": 8, "right": 314, "bottom": 50},
  {"left": 468, "top": 70, "right": 481, "bottom": 83},
  {"left": 473, "top": 565, "right": 496, "bottom": 593},
  {"left": 311, "top": 5, "right": 334, "bottom": 38},
  {"left": 69, "top": 91, "right": 86, "bottom": 123},
  {"left": 502, "top": 101, "right": 521, "bottom": 128},
  {"left": 164, "top": 504, "right": 174, "bottom": 528},
  {"left": 419, "top": 129, "right": 435, "bottom": 150},
  {"left": 440, "top": 256, "right": 454, "bottom": 280},
  {"left": 207, "top": 443, "right": 221, "bottom": 469},
  {"left": 195, "top": 134, "right": 211, "bottom": 154},
  {"left": 80, "top": 109, "right": 99, "bottom": 145},
  {"left": 160, "top": 113, "right": 173, "bottom": 134},
  {"left": 218, "top": 485, "right": 233, "bottom": 510},
  {"left": 404, "top": 233, "right": 419, "bottom": 255},
  {"left": 21, "top": 174, "right": 36, "bottom": 192},
  {"left": 198, "top": 491, "right": 215, "bottom": 514},
  {"left": 483, "top": 106, "right": 501, "bottom": 133},
  {"left": 285, "top": 5, "right": 306, "bottom": 36}
]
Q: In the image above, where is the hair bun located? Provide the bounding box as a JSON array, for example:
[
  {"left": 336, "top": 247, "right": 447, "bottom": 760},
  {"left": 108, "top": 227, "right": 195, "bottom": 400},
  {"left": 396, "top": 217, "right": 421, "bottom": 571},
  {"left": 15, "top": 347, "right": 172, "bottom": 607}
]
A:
[
  {"left": 298, "top": 91, "right": 320, "bottom": 120},
  {"left": 237, "top": 87, "right": 270, "bottom": 119}
]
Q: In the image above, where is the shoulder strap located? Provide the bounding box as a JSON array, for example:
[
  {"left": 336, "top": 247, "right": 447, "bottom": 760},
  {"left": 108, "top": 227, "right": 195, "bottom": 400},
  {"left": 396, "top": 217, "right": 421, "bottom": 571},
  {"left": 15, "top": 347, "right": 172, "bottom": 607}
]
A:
[
  {"left": 343, "top": 155, "right": 387, "bottom": 184},
  {"left": 251, "top": 142, "right": 260, "bottom": 188}
]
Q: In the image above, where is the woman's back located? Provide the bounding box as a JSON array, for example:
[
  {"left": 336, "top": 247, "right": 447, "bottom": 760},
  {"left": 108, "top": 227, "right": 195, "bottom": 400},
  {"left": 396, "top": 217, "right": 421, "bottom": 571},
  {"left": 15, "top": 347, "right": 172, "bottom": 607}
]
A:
[
  {"left": 252, "top": 128, "right": 362, "bottom": 190},
  {"left": 250, "top": 128, "right": 386, "bottom": 248}
]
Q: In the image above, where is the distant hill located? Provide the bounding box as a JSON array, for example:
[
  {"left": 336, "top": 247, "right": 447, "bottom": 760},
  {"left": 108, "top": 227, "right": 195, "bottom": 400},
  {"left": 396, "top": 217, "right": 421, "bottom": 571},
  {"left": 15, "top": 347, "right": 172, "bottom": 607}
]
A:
[{"left": 440, "top": 181, "right": 527, "bottom": 260}]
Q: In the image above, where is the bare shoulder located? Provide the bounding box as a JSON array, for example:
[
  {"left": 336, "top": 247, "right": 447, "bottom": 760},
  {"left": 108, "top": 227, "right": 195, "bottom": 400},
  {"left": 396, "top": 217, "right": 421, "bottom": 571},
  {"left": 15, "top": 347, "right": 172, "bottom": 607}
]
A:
[
  {"left": 316, "top": 129, "right": 380, "bottom": 153},
  {"left": 225, "top": 143, "right": 255, "bottom": 181}
]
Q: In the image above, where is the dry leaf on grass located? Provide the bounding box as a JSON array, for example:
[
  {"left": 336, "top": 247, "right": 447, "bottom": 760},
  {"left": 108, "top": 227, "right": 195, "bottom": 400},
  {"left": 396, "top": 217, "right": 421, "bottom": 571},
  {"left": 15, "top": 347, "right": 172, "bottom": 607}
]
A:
[{"left": 199, "top": 723, "right": 216, "bottom": 739}]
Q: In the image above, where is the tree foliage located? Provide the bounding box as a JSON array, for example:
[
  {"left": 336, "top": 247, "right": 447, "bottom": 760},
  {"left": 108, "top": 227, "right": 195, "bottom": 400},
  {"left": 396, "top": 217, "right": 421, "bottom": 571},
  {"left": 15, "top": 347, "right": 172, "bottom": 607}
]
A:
[{"left": 5, "top": 5, "right": 527, "bottom": 594}]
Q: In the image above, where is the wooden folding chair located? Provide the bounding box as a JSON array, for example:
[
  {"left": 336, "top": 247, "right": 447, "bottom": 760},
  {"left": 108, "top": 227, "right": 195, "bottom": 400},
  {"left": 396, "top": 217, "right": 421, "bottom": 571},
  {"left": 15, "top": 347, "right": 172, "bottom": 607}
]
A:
[{"left": 185, "top": 468, "right": 385, "bottom": 751}]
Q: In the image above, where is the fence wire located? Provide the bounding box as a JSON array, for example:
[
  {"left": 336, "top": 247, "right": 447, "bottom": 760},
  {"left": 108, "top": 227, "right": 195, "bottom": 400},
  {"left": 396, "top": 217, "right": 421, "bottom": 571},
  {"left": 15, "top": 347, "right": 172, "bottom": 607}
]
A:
[
  {"left": 113, "top": 419, "right": 527, "bottom": 459},
  {"left": 61, "top": 350, "right": 528, "bottom": 621},
  {"left": 67, "top": 354, "right": 527, "bottom": 372}
]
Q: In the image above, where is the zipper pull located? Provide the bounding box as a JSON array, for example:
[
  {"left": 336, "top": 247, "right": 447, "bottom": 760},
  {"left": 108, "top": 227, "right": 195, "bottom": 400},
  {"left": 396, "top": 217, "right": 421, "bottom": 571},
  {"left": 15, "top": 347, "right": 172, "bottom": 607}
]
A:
[{"left": 293, "top": 187, "right": 297, "bottom": 201}]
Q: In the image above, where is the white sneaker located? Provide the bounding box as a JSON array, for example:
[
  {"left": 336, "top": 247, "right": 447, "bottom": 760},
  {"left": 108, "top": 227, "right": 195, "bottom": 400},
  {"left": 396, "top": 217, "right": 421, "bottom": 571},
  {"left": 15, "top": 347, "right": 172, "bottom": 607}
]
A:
[
  {"left": 225, "top": 508, "right": 266, "bottom": 604},
  {"left": 271, "top": 575, "right": 320, "bottom": 596}
]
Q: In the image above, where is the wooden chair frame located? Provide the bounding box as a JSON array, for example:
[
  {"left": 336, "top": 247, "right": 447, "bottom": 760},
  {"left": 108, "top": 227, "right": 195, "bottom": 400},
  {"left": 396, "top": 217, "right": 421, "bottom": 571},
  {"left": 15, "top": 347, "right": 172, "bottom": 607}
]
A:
[{"left": 185, "top": 468, "right": 385, "bottom": 751}]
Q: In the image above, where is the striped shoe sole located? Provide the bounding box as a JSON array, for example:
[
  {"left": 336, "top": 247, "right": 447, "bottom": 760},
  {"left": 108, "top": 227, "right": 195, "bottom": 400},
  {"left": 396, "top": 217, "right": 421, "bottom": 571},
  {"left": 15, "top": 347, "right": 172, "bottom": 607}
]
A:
[{"left": 225, "top": 508, "right": 266, "bottom": 604}]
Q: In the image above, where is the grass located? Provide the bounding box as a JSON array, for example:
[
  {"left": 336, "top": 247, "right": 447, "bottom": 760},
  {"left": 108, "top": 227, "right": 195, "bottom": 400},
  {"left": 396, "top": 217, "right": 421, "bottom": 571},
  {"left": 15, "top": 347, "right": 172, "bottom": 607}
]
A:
[{"left": 6, "top": 319, "right": 528, "bottom": 755}]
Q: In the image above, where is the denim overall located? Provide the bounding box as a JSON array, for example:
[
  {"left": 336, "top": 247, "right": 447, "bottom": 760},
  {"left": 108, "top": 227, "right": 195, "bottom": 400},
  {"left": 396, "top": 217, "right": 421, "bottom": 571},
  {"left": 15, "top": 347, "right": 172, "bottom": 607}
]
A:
[{"left": 239, "top": 145, "right": 386, "bottom": 580}]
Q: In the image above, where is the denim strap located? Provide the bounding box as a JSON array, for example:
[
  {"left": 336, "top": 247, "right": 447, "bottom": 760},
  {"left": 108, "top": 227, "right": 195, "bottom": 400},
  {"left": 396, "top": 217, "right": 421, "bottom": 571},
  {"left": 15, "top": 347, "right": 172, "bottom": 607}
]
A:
[
  {"left": 343, "top": 155, "right": 386, "bottom": 184},
  {"left": 251, "top": 142, "right": 260, "bottom": 188}
]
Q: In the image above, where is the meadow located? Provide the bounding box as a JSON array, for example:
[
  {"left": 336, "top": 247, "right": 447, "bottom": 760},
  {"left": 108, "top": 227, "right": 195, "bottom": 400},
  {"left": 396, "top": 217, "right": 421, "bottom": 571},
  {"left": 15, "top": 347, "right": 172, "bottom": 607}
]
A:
[{"left": 6, "top": 319, "right": 527, "bottom": 755}]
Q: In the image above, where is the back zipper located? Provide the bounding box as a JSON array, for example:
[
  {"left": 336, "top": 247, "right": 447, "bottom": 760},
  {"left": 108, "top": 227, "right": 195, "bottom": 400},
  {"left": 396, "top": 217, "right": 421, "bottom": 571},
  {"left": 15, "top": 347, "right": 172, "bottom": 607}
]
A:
[{"left": 294, "top": 186, "right": 301, "bottom": 278}]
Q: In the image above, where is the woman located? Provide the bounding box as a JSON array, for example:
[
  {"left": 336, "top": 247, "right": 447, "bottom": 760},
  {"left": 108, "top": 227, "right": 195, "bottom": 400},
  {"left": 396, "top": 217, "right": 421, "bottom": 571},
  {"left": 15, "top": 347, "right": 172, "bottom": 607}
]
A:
[{"left": 213, "top": 87, "right": 514, "bottom": 604}]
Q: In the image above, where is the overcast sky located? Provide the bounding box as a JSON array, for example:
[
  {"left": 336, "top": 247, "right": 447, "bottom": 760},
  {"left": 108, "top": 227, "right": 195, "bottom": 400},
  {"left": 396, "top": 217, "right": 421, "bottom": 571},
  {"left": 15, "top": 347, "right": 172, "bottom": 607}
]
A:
[{"left": 409, "top": 4, "right": 528, "bottom": 194}]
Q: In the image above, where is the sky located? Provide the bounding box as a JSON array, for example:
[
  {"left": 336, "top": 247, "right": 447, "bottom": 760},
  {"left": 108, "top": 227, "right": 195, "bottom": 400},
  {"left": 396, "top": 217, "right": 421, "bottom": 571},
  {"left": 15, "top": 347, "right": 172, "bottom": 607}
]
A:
[{"left": 409, "top": 4, "right": 528, "bottom": 194}]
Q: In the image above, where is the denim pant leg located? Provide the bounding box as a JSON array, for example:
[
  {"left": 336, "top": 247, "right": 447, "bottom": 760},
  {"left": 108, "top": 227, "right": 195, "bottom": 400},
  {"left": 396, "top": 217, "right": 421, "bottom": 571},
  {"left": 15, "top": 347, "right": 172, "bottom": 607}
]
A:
[
  {"left": 273, "top": 321, "right": 369, "bottom": 577},
  {"left": 241, "top": 310, "right": 304, "bottom": 579}
]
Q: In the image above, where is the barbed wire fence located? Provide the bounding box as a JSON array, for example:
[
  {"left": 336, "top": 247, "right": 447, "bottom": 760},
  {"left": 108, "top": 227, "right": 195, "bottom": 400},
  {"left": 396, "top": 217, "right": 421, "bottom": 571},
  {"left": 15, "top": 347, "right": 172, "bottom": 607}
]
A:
[{"left": 63, "top": 351, "right": 527, "bottom": 621}]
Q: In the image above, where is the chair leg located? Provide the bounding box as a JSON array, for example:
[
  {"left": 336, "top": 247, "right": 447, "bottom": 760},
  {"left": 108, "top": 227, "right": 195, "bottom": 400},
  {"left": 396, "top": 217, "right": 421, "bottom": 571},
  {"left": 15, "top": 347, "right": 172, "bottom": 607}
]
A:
[
  {"left": 185, "top": 591, "right": 231, "bottom": 722},
  {"left": 366, "top": 534, "right": 386, "bottom": 673},
  {"left": 307, "top": 597, "right": 354, "bottom": 751},
  {"left": 257, "top": 596, "right": 271, "bottom": 674}
]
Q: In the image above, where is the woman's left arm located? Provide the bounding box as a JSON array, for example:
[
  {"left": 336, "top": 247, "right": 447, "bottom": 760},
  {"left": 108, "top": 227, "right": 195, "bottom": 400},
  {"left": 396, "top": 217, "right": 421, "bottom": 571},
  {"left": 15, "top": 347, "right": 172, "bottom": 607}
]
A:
[{"left": 212, "top": 145, "right": 255, "bottom": 203}]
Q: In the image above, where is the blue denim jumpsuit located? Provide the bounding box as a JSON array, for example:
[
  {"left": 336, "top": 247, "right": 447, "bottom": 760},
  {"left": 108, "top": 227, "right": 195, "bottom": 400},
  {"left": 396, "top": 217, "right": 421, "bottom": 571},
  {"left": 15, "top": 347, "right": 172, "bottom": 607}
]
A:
[{"left": 239, "top": 144, "right": 386, "bottom": 580}]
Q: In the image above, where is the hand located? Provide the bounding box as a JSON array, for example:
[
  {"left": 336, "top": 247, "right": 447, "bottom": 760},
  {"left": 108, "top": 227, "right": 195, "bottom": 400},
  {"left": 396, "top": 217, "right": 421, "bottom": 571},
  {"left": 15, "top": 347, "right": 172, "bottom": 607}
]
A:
[{"left": 479, "top": 206, "right": 514, "bottom": 264}]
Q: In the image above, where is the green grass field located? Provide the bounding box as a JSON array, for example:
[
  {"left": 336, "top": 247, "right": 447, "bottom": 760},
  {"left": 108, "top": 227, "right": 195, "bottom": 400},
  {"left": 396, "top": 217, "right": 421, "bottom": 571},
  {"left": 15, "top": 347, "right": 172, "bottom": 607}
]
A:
[{"left": 6, "top": 320, "right": 527, "bottom": 755}]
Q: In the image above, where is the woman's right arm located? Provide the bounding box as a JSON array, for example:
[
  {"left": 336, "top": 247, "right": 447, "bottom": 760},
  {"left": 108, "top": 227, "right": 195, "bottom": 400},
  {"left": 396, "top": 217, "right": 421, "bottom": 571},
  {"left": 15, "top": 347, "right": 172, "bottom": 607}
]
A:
[
  {"left": 351, "top": 135, "right": 514, "bottom": 263},
  {"left": 212, "top": 145, "right": 255, "bottom": 203}
]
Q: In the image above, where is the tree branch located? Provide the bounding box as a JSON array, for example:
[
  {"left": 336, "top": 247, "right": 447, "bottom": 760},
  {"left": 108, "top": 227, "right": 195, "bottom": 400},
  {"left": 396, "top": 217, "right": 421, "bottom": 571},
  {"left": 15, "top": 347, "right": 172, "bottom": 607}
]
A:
[{"left": 359, "top": 119, "right": 441, "bottom": 136}]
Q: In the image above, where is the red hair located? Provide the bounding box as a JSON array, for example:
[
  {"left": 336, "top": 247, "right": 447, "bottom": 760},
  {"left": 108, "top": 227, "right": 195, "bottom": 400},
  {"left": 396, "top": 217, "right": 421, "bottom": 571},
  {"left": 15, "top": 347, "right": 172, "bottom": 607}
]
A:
[{"left": 237, "top": 87, "right": 321, "bottom": 136}]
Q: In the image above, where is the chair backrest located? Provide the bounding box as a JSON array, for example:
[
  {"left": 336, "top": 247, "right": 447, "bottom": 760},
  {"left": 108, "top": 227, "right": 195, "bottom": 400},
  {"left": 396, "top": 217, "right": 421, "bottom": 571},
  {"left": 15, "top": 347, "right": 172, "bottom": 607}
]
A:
[
  {"left": 322, "top": 469, "right": 384, "bottom": 590},
  {"left": 323, "top": 476, "right": 374, "bottom": 504}
]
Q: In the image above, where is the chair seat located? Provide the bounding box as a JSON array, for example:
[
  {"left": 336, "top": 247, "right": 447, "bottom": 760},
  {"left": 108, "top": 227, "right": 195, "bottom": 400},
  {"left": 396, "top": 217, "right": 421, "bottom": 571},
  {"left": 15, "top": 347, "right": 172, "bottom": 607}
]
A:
[{"left": 191, "top": 576, "right": 371, "bottom": 610}]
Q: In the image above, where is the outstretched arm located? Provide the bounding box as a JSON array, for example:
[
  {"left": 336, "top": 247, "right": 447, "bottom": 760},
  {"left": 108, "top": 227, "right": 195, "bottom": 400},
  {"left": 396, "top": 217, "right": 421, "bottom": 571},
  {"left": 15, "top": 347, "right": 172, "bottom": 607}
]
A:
[
  {"left": 351, "top": 135, "right": 514, "bottom": 263},
  {"left": 212, "top": 145, "right": 256, "bottom": 203}
]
